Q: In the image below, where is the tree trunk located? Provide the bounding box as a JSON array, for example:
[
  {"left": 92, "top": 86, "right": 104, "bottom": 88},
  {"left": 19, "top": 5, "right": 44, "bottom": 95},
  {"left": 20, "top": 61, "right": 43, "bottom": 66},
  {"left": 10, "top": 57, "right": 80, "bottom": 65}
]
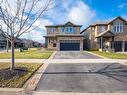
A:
[
  {"left": 6, "top": 39, "right": 9, "bottom": 52},
  {"left": 10, "top": 40, "right": 15, "bottom": 70}
]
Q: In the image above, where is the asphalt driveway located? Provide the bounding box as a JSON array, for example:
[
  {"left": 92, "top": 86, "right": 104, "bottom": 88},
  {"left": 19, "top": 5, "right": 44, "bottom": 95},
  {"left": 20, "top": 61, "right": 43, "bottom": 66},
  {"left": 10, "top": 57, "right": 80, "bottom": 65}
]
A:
[
  {"left": 36, "top": 62, "right": 127, "bottom": 93},
  {"left": 53, "top": 51, "right": 101, "bottom": 59}
]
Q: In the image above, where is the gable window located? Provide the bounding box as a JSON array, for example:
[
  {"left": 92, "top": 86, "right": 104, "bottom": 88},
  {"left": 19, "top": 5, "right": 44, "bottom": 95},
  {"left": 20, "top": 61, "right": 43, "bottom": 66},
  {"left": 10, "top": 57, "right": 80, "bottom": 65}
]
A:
[{"left": 113, "top": 23, "right": 123, "bottom": 33}]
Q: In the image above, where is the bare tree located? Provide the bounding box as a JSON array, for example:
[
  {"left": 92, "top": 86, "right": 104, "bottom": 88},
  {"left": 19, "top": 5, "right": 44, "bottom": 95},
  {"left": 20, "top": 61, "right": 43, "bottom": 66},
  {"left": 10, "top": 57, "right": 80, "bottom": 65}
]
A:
[{"left": 0, "top": 0, "right": 55, "bottom": 70}]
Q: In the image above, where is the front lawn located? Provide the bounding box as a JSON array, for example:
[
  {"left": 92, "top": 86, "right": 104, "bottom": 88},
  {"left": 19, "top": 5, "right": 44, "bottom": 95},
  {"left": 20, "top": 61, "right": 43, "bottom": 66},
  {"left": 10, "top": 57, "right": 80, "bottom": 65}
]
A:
[
  {"left": 90, "top": 51, "right": 127, "bottom": 59},
  {"left": 0, "top": 62, "right": 42, "bottom": 88},
  {"left": 0, "top": 48, "right": 53, "bottom": 59}
]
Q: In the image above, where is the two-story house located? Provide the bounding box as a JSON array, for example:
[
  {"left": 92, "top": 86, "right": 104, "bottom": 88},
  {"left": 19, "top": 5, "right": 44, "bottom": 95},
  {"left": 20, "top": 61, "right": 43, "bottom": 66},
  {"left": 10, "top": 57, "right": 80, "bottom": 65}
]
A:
[
  {"left": 44, "top": 22, "right": 84, "bottom": 51},
  {"left": 81, "top": 16, "right": 127, "bottom": 52}
]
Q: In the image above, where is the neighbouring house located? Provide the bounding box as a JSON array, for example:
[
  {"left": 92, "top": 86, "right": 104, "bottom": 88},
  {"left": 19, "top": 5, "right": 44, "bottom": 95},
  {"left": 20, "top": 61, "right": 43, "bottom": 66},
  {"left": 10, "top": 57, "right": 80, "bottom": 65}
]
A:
[
  {"left": 0, "top": 31, "right": 42, "bottom": 49},
  {"left": 0, "top": 32, "right": 23, "bottom": 49},
  {"left": 44, "top": 22, "right": 84, "bottom": 51},
  {"left": 0, "top": 31, "right": 7, "bottom": 49},
  {"left": 81, "top": 16, "right": 127, "bottom": 52}
]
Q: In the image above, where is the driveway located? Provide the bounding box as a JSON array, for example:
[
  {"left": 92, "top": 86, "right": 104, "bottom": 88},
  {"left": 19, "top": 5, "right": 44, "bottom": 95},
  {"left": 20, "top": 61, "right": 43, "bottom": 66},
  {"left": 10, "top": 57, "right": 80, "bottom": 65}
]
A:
[
  {"left": 36, "top": 62, "right": 127, "bottom": 93},
  {"left": 53, "top": 51, "right": 101, "bottom": 59}
]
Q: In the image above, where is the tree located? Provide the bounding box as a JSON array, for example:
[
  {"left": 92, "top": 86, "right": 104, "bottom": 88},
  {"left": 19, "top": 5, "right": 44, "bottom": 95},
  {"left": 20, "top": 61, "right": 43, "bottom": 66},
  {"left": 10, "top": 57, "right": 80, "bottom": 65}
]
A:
[{"left": 0, "top": 0, "right": 55, "bottom": 70}]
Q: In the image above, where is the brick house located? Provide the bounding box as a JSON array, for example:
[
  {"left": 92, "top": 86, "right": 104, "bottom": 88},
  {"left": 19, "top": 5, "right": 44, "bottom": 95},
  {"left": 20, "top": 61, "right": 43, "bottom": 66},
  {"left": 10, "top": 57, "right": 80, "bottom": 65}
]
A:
[
  {"left": 44, "top": 22, "right": 84, "bottom": 51},
  {"left": 81, "top": 16, "right": 127, "bottom": 52}
]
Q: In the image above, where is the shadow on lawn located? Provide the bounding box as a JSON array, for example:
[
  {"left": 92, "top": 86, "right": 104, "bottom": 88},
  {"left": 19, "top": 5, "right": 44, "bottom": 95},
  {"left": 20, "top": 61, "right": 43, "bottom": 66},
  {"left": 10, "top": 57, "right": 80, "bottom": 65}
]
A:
[{"left": 0, "top": 67, "right": 28, "bottom": 80}]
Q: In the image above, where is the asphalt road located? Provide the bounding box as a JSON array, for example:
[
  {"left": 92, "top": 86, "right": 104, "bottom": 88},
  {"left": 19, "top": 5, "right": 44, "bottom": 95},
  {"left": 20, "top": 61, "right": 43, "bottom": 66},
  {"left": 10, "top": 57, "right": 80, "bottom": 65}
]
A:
[
  {"left": 53, "top": 51, "right": 102, "bottom": 59},
  {"left": 36, "top": 63, "right": 127, "bottom": 93}
]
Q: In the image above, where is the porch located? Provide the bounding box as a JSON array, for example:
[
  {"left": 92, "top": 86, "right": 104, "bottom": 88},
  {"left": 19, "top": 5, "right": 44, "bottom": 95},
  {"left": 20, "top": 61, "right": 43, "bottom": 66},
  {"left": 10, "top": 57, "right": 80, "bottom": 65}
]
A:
[{"left": 96, "top": 30, "right": 115, "bottom": 52}]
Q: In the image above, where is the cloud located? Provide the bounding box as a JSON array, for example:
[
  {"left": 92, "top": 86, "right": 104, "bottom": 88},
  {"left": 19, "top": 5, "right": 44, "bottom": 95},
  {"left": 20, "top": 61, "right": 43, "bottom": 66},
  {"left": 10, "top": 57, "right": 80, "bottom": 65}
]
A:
[
  {"left": 0, "top": 0, "right": 96, "bottom": 43},
  {"left": 46, "top": 0, "right": 96, "bottom": 25},
  {"left": 21, "top": 18, "right": 53, "bottom": 43},
  {"left": 21, "top": 0, "right": 96, "bottom": 43},
  {"left": 118, "top": 3, "right": 127, "bottom": 9},
  {"left": 68, "top": 1, "right": 96, "bottom": 25}
]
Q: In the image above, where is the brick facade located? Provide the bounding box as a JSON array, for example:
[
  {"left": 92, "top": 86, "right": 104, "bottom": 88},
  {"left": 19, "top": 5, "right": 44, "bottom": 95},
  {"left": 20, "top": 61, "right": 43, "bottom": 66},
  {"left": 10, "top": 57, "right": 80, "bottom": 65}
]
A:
[
  {"left": 81, "top": 16, "right": 127, "bottom": 51},
  {"left": 45, "top": 22, "right": 84, "bottom": 51}
]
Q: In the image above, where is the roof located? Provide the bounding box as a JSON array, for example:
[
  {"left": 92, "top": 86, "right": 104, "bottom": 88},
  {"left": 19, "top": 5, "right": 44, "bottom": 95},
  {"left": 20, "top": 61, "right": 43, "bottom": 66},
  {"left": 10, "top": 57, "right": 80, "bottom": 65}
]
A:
[
  {"left": 81, "top": 16, "right": 127, "bottom": 34},
  {"left": 96, "top": 30, "right": 114, "bottom": 38},
  {"left": 44, "top": 34, "right": 84, "bottom": 38},
  {"left": 109, "top": 16, "right": 127, "bottom": 24},
  {"left": 45, "top": 21, "right": 82, "bottom": 27}
]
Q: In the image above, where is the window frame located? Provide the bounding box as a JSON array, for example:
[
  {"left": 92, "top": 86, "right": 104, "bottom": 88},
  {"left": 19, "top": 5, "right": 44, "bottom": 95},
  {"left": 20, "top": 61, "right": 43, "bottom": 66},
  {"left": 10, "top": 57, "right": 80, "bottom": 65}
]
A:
[{"left": 113, "top": 22, "right": 124, "bottom": 33}]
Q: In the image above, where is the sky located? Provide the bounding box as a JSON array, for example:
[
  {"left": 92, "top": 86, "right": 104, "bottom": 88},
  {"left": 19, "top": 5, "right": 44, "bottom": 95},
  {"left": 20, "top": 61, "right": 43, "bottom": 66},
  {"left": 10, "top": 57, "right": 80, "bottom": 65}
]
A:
[{"left": 2, "top": 0, "right": 127, "bottom": 43}]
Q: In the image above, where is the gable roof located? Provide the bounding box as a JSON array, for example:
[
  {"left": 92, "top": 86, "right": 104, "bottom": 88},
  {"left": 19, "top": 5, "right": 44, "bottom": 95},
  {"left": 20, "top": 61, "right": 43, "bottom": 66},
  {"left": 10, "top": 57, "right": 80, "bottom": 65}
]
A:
[
  {"left": 96, "top": 30, "right": 114, "bottom": 38},
  {"left": 108, "top": 16, "right": 127, "bottom": 24},
  {"left": 81, "top": 16, "right": 127, "bottom": 34},
  {"left": 45, "top": 21, "right": 82, "bottom": 27}
]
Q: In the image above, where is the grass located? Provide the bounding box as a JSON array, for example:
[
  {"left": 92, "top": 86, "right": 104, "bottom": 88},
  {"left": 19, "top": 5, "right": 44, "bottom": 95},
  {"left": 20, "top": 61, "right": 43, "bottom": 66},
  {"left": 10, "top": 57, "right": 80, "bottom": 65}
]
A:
[
  {"left": 90, "top": 51, "right": 127, "bottom": 59},
  {"left": 0, "top": 48, "right": 53, "bottom": 59},
  {"left": 0, "top": 62, "right": 42, "bottom": 88}
]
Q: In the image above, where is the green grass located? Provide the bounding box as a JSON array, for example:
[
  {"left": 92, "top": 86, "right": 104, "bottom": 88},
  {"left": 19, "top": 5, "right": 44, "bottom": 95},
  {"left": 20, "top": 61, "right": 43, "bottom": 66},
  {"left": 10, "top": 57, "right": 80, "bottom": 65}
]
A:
[
  {"left": 90, "top": 51, "right": 127, "bottom": 59},
  {"left": 0, "top": 48, "right": 53, "bottom": 59},
  {"left": 0, "top": 62, "right": 42, "bottom": 88}
]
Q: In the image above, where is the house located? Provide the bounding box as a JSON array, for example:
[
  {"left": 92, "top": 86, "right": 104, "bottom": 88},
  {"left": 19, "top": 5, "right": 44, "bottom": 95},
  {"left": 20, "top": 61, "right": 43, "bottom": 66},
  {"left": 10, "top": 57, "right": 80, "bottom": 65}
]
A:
[
  {"left": 0, "top": 32, "right": 37, "bottom": 49},
  {"left": 81, "top": 16, "right": 127, "bottom": 52},
  {"left": 44, "top": 22, "right": 84, "bottom": 51},
  {"left": 0, "top": 31, "right": 7, "bottom": 49}
]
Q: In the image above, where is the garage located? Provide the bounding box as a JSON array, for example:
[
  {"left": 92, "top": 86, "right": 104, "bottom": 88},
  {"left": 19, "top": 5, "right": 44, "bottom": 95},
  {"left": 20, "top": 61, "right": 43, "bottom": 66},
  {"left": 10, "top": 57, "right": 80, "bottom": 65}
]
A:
[{"left": 60, "top": 40, "right": 80, "bottom": 51}]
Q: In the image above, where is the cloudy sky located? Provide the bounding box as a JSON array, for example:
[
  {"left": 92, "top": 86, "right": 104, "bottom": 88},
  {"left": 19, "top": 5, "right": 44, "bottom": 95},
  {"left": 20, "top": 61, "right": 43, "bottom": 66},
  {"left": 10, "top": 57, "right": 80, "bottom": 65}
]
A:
[{"left": 7, "top": 0, "right": 127, "bottom": 43}]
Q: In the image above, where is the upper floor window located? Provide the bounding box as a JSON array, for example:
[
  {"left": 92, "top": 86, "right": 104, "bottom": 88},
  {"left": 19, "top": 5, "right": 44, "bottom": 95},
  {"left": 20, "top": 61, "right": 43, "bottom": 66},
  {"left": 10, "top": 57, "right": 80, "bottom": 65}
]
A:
[
  {"left": 113, "top": 23, "right": 123, "bottom": 33},
  {"left": 99, "top": 26, "right": 105, "bottom": 32},
  {"left": 50, "top": 28, "right": 56, "bottom": 32},
  {"left": 61, "top": 27, "right": 75, "bottom": 33}
]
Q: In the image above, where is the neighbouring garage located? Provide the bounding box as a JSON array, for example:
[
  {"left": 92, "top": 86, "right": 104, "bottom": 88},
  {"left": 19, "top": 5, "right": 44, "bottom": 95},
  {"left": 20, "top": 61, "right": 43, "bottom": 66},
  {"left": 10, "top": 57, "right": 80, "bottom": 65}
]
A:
[{"left": 60, "top": 40, "right": 80, "bottom": 51}]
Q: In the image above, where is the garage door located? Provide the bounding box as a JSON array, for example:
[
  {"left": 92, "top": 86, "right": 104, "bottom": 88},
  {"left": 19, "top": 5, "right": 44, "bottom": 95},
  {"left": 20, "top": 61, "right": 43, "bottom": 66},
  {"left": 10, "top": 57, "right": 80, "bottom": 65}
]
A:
[{"left": 60, "top": 40, "right": 80, "bottom": 51}]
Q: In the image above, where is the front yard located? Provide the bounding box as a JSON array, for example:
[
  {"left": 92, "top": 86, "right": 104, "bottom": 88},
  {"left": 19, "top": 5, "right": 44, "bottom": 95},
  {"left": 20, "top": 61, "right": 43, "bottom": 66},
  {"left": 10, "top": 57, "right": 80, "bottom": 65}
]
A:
[
  {"left": 0, "top": 62, "right": 42, "bottom": 88},
  {"left": 90, "top": 51, "right": 127, "bottom": 59},
  {"left": 0, "top": 48, "right": 53, "bottom": 59}
]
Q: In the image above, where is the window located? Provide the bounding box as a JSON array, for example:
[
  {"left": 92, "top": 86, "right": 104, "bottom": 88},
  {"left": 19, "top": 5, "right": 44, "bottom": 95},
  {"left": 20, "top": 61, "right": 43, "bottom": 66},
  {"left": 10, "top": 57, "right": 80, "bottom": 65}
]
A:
[
  {"left": 61, "top": 27, "right": 75, "bottom": 32},
  {"left": 99, "top": 26, "right": 105, "bottom": 32},
  {"left": 61, "top": 27, "right": 64, "bottom": 32},
  {"left": 50, "top": 28, "right": 56, "bottom": 32},
  {"left": 53, "top": 43, "right": 56, "bottom": 47},
  {"left": 113, "top": 23, "right": 123, "bottom": 33}
]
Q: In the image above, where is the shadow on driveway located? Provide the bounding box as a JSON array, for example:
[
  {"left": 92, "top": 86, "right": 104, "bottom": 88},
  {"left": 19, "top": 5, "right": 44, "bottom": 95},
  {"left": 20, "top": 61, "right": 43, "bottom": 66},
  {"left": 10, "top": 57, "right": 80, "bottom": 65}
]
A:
[{"left": 36, "top": 63, "right": 127, "bottom": 93}]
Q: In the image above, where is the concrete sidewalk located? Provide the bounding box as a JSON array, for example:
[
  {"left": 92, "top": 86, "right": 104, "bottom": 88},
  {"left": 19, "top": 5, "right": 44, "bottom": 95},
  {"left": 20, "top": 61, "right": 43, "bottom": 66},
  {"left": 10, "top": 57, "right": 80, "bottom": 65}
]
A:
[
  {"left": 44, "top": 59, "right": 127, "bottom": 64},
  {"left": 0, "top": 59, "right": 127, "bottom": 64}
]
